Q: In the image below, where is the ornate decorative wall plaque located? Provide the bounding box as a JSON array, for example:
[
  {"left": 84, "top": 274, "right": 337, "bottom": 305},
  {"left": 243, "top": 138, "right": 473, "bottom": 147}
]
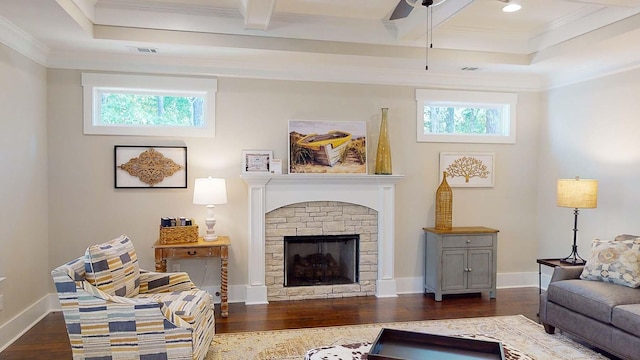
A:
[{"left": 114, "top": 146, "right": 187, "bottom": 188}]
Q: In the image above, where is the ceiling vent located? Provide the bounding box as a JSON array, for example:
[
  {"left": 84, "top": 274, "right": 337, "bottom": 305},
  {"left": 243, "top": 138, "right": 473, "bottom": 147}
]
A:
[
  {"left": 127, "top": 46, "right": 159, "bottom": 54},
  {"left": 137, "top": 47, "right": 158, "bottom": 53},
  {"left": 460, "top": 67, "right": 480, "bottom": 71}
]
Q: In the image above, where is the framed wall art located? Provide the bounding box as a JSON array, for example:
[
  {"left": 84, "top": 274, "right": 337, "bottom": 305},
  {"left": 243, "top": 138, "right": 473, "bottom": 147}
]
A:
[
  {"left": 288, "top": 120, "right": 367, "bottom": 174},
  {"left": 242, "top": 150, "right": 273, "bottom": 174},
  {"left": 114, "top": 146, "right": 187, "bottom": 188},
  {"left": 439, "top": 152, "right": 495, "bottom": 187}
]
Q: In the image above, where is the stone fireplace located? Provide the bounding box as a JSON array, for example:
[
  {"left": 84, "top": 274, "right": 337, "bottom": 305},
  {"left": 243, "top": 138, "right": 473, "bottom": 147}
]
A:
[
  {"left": 242, "top": 174, "right": 402, "bottom": 304},
  {"left": 266, "top": 202, "right": 376, "bottom": 301}
]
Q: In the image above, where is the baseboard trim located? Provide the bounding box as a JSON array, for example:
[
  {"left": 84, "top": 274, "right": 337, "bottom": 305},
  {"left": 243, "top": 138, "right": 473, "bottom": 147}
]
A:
[{"left": 0, "top": 294, "right": 57, "bottom": 353}]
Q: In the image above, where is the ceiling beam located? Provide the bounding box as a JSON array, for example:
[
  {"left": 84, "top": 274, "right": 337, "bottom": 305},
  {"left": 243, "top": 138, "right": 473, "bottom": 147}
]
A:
[
  {"left": 239, "top": 0, "right": 277, "bottom": 31},
  {"left": 565, "top": 0, "right": 640, "bottom": 7},
  {"left": 55, "top": 0, "right": 95, "bottom": 35}
]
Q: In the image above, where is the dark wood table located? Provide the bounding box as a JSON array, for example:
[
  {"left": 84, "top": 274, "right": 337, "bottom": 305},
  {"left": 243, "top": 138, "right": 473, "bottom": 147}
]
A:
[{"left": 536, "top": 258, "right": 565, "bottom": 294}]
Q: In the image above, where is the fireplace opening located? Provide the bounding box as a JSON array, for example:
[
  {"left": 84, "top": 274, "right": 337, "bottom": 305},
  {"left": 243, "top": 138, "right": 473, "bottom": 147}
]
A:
[{"left": 284, "top": 234, "right": 359, "bottom": 287}]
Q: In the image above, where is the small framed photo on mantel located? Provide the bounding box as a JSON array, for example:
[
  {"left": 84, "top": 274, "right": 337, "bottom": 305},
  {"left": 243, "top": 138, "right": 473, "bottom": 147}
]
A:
[{"left": 242, "top": 150, "right": 273, "bottom": 174}]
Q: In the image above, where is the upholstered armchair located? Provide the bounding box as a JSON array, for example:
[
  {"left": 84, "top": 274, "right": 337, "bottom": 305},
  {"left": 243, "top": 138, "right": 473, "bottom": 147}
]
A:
[{"left": 52, "top": 235, "right": 215, "bottom": 360}]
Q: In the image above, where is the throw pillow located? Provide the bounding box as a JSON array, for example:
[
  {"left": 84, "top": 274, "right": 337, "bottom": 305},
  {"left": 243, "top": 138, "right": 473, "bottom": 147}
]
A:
[
  {"left": 580, "top": 238, "right": 640, "bottom": 288},
  {"left": 85, "top": 234, "right": 140, "bottom": 297},
  {"left": 615, "top": 234, "right": 640, "bottom": 241}
]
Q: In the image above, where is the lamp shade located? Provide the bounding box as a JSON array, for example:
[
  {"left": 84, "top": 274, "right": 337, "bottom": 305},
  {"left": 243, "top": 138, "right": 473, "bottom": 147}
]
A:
[
  {"left": 557, "top": 177, "right": 598, "bottom": 209},
  {"left": 193, "top": 177, "right": 228, "bottom": 205}
]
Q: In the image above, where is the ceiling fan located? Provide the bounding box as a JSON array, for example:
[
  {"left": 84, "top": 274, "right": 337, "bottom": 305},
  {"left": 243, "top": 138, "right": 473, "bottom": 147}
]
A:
[{"left": 389, "top": 0, "right": 448, "bottom": 20}]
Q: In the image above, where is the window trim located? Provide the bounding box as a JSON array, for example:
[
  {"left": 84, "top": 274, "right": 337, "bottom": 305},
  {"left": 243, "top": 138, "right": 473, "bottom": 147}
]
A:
[
  {"left": 82, "top": 73, "right": 217, "bottom": 138},
  {"left": 416, "top": 89, "right": 517, "bottom": 144}
]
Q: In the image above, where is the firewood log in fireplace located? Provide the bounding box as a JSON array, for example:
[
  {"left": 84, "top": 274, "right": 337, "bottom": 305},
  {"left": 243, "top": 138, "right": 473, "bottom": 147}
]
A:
[{"left": 292, "top": 253, "right": 342, "bottom": 282}]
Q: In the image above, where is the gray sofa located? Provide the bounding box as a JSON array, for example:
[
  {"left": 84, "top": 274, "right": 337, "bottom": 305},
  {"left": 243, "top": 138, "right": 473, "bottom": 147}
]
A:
[{"left": 539, "top": 265, "right": 640, "bottom": 360}]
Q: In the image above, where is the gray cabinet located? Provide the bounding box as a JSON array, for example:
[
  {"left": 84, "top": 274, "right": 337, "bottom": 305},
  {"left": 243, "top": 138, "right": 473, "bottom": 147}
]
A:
[{"left": 423, "top": 227, "right": 498, "bottom": 301}]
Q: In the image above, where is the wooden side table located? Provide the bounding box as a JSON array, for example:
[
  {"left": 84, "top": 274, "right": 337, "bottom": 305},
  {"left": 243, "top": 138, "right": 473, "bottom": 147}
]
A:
[{"left": 153, "top": 236, "right": 231, "bottom": 318}]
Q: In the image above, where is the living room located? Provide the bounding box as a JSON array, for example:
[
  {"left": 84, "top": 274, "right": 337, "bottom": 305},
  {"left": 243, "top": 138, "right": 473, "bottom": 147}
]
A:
[{"left": 1, "top": 0, "right": 640, "bottom": 359}]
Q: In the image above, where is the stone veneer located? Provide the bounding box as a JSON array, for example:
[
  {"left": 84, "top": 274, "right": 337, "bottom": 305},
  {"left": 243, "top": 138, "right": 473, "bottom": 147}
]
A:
[{"left": 265, "top": 201, "right": 378, "bottom": 301}]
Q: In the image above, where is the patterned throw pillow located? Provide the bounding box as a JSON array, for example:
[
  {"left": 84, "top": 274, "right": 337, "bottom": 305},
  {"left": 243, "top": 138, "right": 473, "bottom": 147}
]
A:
[
  {"left": 85, "top": 234, "right": 140, "bottom": 297},
  {"left": 580, "top": 238, "right": 640, "bottom": 288}
]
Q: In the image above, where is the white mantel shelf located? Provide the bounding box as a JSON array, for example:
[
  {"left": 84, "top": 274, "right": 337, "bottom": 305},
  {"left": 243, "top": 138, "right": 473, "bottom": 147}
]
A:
[
  {"left": 241, "top": 173, "right": 403, "bottom": 305},
  {"left": 241, "top": 173, "right": 404, "bottom": 184}
]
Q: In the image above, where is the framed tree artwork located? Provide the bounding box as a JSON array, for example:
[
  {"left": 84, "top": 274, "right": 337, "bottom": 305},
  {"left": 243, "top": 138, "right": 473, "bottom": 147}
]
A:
[{"left": 439, "top": 152, "right": 495, "bottom": 187}]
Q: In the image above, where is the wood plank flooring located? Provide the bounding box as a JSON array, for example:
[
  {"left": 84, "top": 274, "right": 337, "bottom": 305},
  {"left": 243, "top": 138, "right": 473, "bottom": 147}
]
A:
[{"left": 0, "top": 288, "right": 589, "bottom": 359}]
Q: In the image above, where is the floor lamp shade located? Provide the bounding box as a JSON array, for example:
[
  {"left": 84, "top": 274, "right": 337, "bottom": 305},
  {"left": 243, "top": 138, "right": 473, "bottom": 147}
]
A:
[
  {"left": 193, "top": 177, "right": 228, "bottom": 241},
  {"left": 557, "top": 177, "right": 598, "bottom": 264}
]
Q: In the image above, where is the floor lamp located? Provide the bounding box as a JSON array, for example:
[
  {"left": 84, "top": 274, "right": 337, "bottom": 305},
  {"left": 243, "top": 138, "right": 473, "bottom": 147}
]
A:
[
  {"left": 193, "top": 177, "right": 228, "bottom": 241},
  {"left": 557, "top": 177, "right": 598, "bottom": 264}
]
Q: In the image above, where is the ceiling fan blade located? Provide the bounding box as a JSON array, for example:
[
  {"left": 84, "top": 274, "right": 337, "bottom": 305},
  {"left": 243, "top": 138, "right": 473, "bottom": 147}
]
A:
[{"left": 390, "top": 0, "right": 415, "bottom": 20}]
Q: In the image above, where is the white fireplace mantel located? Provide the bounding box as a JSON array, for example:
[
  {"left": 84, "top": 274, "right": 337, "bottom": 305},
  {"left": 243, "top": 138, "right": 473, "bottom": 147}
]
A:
[{"left": 242, "top": 174, "right": 403, "bottom": 304}]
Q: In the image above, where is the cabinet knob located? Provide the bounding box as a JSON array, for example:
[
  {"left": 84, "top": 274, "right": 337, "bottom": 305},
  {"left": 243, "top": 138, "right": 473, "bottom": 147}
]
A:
[
  {"left": 466, "top": 239, "right": 471, "bottom": 243},
  {"left": 468, "top": 268, "right": 472, "bottom": 272}
]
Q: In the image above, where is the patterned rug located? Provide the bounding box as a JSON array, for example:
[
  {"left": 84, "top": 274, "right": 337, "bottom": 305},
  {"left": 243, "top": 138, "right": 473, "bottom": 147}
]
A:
[{"left": 207, "top": 315, "right": 608, "bottom": 360}]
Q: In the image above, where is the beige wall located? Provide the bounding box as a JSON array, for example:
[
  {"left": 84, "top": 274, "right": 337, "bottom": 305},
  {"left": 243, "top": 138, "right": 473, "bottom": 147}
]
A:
[
  {"left": 47, "top": 69, "right": 542, "bottom": 298},
  {"left": 0, "top": 44, "right": 48, "bottom": 328},
  {"left": 538, "top": 70, "right": 640, "bottom": 259}
]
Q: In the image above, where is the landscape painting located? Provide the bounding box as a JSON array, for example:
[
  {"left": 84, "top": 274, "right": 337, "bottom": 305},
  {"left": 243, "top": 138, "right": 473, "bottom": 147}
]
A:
[{"left": 289, "top": 120, "right": 367, "bottom": 174}]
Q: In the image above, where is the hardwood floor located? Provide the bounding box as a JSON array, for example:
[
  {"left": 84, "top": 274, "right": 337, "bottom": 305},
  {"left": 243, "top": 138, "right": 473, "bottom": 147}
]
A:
[{"left": 0, "top": 288, "right": 551, "bottom": 359}]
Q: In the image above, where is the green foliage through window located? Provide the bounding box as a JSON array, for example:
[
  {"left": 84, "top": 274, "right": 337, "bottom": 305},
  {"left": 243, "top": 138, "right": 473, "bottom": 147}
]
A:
[
  {"left": 424, "top": 106, "right": 504, "bottom": 135},
  {"left": 99, "top": 91, "right": 205, "bottom": 127}
]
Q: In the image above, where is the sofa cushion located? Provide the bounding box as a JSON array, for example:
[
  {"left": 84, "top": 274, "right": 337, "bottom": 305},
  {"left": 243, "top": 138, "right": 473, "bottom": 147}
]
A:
[
  {"left": 547, "top": 279, "right": 640, "bottom": 324},
  {"left": 612, "top": 304, "right": 640, "bottom": 337},
  {"left": 84, "top": 234, "right": 140, "bottom": 297},
  {"left": 580, "top": 238, "right": 640, "bottom": 288}
]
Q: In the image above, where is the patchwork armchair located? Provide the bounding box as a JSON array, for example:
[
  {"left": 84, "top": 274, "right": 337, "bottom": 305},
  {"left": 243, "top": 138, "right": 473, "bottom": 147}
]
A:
[{"left": 52, "top": 234, "right": 215, "bottom": 360}]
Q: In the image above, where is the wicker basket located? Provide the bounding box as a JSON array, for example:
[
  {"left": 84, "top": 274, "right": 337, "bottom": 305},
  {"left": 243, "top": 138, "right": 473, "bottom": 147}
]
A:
[
  {"left": 159, "top": 225, "right": 199, "bottom": 244},
  {"left": 435, "top": 171, "right": 453, "bottom": 230}
]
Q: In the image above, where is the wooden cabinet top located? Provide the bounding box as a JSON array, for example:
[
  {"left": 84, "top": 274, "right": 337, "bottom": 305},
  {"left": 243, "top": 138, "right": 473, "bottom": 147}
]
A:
[
  {"left": 153, "top": 236, "right": 230, "bottom": 249},
  {"left": 423, "top": 227, "right": 499, "bottom": 235}
]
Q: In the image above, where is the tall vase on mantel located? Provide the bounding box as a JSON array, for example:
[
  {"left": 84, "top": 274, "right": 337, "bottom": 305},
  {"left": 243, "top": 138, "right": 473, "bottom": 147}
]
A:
[
  {"left": 435, "top": 171, "right": 453, "bottom": 230},
  {"left": 374, "top": 108, "right": 392, "bottom": 175}
]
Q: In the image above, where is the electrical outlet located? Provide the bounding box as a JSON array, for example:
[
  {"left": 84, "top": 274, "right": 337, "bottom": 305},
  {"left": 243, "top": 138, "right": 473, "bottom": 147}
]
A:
[
  {"left": 172, "top": 263, "right": 180, "bottom": 272},
  {"left": 0, "top": 294, "right": 3, "bottom": 311}
]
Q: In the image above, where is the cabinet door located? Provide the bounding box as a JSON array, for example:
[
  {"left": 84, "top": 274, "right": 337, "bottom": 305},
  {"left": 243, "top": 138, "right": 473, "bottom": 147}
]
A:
[
  {"left": 441, "top": 249, "right": 466, "bottom": 291},
  {"left": 467, "top": 249, "right": 493, "bottom": 290}
]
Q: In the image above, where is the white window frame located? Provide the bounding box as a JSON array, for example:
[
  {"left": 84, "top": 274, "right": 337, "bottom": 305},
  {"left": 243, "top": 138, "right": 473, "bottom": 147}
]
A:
[
  {"left": 416, "top": 89, "right": 517, "bottom": 144},
  {"left": 82, "top": 73, "right": 217, "bottom": 138}
]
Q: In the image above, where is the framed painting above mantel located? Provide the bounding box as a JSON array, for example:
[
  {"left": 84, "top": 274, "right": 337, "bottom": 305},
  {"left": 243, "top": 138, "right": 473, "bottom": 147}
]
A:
[{"left": 288, "top": 120, "right": 367, "bottom": 174}]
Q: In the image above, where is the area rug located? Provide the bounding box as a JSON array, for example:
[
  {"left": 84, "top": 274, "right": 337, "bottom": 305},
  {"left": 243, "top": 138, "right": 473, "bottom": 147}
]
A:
[{"left": 207, "top": 315, "right": 608, "bottom": 360}]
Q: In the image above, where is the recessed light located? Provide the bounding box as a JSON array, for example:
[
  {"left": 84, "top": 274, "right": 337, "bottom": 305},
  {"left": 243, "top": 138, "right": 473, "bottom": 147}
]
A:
[{"left": 502, "top": 0, "right": 521, "bottom": 13}]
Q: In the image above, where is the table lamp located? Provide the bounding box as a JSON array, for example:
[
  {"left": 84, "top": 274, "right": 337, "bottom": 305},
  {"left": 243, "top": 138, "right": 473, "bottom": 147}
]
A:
[
  {"left": 193, "top": 177, "right": 228, "bottom": 241},
  {"left": 557, "top": 176, "right": 598, "bottom": 264}
]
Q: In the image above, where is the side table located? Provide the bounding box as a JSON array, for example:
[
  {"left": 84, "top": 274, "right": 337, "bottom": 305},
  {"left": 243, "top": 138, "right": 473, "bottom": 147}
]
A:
[
  {"left": 153, "top": 236, "right": 230, "bottom": 318},
  {"left": 536, "top": 258, "right": 565, "bottom": 295}
]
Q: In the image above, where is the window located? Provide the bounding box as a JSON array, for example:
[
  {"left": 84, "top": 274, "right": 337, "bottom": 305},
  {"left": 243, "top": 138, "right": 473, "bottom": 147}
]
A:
[
  {"left": 416, "top": 89, "right": 517, "bottom": 144},
  {"left": 82, "top": 73, "right": 217, "bottom": 138}
]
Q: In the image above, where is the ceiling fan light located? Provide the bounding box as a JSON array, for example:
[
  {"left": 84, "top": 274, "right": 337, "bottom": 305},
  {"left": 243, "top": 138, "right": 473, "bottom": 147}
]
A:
[{"left": 502, "top": 1, "right": 521, "bottom": 13}]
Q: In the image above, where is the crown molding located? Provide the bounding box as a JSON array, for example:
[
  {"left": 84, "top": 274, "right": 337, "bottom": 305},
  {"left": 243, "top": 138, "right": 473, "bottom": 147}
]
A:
[{"left": 0, "top": 16, "right": 49, "bottom": 66}]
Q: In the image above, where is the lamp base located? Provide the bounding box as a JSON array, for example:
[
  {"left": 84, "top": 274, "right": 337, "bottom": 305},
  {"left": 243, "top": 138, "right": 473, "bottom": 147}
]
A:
[{"left": 203, "top": 235, "right": 219, "bottom": 242}]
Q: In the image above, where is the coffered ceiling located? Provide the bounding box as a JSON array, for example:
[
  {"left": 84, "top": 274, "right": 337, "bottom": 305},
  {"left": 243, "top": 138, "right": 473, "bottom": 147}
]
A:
[{"left": 2, "top": 0, "right": 640, "bottom": 90}]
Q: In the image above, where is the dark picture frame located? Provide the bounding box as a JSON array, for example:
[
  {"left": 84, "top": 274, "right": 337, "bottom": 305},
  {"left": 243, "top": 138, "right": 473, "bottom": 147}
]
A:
[{"left": 114, "top": 146, "right": 187, "bottom": 188}]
